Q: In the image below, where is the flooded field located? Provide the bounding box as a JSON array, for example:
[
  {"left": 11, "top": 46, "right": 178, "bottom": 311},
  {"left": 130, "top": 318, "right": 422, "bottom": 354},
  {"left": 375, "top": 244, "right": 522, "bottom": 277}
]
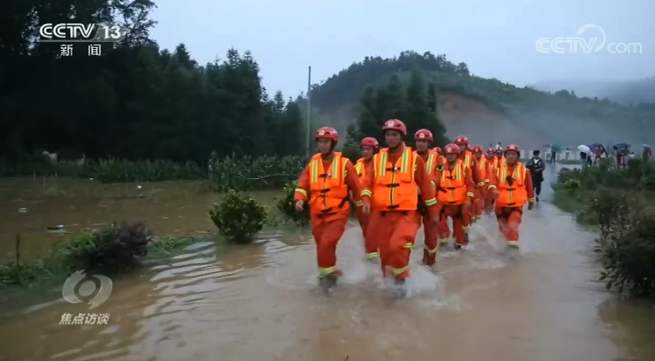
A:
[{"left": 1, "top": 164, "right": 654, "bottom": 361}]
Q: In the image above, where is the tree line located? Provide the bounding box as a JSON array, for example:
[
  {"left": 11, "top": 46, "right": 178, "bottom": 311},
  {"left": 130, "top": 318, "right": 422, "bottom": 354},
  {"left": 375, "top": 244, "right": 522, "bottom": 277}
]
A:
[
  {"left": 0, "top": 1, "right": 306, "bottom": 164},
  {"left": 341, "top": 71, "right": 449, "bottom": 160},
  {"left": 311, "top": 51, "right": 470, "bottom": 112}
]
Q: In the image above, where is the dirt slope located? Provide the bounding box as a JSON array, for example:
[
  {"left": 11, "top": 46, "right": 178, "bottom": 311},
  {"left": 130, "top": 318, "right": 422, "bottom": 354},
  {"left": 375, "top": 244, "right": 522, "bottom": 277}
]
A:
[{"left": 438, "top": 93, "right": 545, "bottom": 149}]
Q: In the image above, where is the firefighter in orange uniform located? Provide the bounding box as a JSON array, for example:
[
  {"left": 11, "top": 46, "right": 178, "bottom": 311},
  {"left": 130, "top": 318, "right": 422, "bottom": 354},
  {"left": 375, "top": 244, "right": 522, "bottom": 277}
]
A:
[
  {"left": 355, "top": 137, "right": 379, "bottom": 259},
  {"left": 294, "top": 126, "right": 363, "bottom": 290},
  {"left": 413, "top": 129, "right": 441, "bottom": 268},
  {"left": 453, "top": 136, "right": 484, "bottom": 226},
  {"left": 471, "top": 145, "right": 489, "bottom": 221},
  {"left": 361, "top": 119, "right": 439, "bottom": 296},
  {"left": 487, "top": 144, "right": 535, "bottom": 249},
  {"left": 434, "top": 143, "right": 476, "bottom": 250},
  {"left": 492, "top": 147, "right": 506, "bottom": 172}
]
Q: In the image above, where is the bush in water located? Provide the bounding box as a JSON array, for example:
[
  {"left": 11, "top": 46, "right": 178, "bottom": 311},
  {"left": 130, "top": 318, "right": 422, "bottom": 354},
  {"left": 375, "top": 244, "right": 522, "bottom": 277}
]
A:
[
  {"left": 588, "top": 191, "right": 655, "bottom": 298},
  {"left": 209, "top": 190, "right": 267, "bottom": 244},
  {"left": 275, "top": 180, "right": 310, "bottom": 226},
  {"left": 209, "top": 154, "right": 307, "bottom": 192},
  {"left": 60, "top": 221, "right": 153, "bottom": 274}
]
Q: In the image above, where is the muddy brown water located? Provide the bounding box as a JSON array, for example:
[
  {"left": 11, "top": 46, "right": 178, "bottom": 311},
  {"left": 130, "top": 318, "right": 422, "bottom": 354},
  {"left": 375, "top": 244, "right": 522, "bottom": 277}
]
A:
[{"left": 1, "top": 165, "right": 654, "bottom": 361}]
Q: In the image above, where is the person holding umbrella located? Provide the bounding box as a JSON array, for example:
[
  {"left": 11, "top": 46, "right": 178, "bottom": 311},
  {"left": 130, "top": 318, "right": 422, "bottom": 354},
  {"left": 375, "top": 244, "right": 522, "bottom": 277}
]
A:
[
  {"left": 643, "top": 144, "right": 652, "bottom": 162},
  {"left": 578, "top": 145, "right": 592, "bottom": 168}
]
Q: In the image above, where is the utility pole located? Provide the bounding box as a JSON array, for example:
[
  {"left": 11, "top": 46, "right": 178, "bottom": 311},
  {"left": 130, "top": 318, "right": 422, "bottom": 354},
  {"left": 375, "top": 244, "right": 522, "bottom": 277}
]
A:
[{"left": 306, "top": 66, "right": 312, "bottom": 156}]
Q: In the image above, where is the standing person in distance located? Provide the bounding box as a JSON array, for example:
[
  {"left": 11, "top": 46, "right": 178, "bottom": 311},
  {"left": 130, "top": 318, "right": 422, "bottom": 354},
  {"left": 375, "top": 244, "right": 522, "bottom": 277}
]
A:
[{"left": 525, "top": 150, "right": 545, "bottom": 202}]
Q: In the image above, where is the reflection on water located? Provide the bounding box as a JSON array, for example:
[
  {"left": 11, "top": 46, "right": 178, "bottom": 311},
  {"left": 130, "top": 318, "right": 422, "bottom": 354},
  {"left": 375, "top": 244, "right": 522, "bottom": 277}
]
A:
[{"left": 1, "top": 168, "right": 654, "bottom": 361}]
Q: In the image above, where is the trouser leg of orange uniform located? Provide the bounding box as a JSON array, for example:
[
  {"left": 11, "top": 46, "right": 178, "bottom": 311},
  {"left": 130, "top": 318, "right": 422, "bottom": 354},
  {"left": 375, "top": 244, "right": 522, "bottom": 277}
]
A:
[
  {"left": 357, "top": 208, "right": 378, "bottom": 259},
  {"left": 445, "top": 205, "right": 471, "bottom": 245},
  {"left": 495, "top": 207, "right": 523, "bottom": 247},
  {"left": 477, "top": 187, "right": 486, "bottom": 217},
  {"left": 311, "top": 215, "right": 348, "bottom": 277},
  {"left": 436, "top": 205, "right": 452, "bottom": 247},
  {"left": 422, "top": 215, "right": 439, "bottom": 266},
  {"left": 371, "top": 211, "right": 420, "bottom": 279},
  {"left": 472, "top": 188, "right": 484, "bottom": 220}
]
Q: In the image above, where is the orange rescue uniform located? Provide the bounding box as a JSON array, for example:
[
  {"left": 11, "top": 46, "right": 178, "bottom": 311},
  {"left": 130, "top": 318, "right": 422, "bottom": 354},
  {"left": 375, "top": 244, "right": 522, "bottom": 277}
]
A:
[
  {"left": 472, "top": 156, "right": 490, "bottom": 219},
  {"left": 434, "top": 159, "right": 476, "bottom": 246},
  {"left": 355, "top": 157, "right": 377, "bottom": 258},
  {"left": 488, "top": 161, "right": 535, "bottom": 247},
  {"left": 458, "top": 150, "right": 484, "bottom": 222},
  {"left": 294, "top": 152, "right": 363, "bottom": 277},
  {"left": 362, "top": 146, "right": 438, "bottom": 279},
  {"left": 414, "top": 150, "right": 441, "bottom": 266}
]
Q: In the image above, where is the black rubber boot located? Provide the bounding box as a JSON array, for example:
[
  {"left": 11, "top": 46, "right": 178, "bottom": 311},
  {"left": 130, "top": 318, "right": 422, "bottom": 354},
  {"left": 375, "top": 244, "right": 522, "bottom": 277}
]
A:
[
  {"left": 393, "top": 277, "right": 407, "bottom": 299},
  {"left": 319, "top": 273, "right": 337, "bottom": 294}
]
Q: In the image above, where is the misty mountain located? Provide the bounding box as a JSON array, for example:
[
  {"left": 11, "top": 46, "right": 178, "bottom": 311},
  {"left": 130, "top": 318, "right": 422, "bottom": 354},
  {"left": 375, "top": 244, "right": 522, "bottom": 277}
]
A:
[
  {"left": 306, "top": 51, "right": 655, "bottom": 149},
  {"left": 532, "top": 77, "right": 655, "bottom": 105}
]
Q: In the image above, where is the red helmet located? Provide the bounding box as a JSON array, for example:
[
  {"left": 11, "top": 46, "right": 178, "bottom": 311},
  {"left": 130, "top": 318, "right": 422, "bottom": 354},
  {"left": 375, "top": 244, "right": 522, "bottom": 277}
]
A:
[
  {"left": 382, "top": 119, "right": 407, "bottom": 136},
  {"left": 505, "top": 144, "right": 520, "bottom": 155},
  {"left": 472, "top": 145, "right": 483, "bottom": 153},
  {"left": 414, "top": 129, "right": 433, "bottom": 142},
  {"left": 443, "top": 143, "right": 461, "bottom": 155},
  {"left": 487, "top": 147, "right": 495, "bottom": 154},
  {"left": 315, "top": 126, "right": 338, "bottom": 141},
  {"left": 433, "top": 146, "right": 442, "bottom": 153},
  {"left": 454, "top": 135, "right": 468, "bottom": 145},
  {"left": 360, "top": 137, "right": 379, "bottom": 148}
]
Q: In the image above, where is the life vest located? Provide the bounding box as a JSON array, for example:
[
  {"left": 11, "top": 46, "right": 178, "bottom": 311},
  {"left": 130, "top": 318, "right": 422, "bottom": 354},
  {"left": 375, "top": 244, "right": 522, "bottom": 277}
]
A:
[
  {"left": 495, "top": 162, "right": 528, "bottom": 207},
  {"left": 460, "top": 151, "right": 474, "bottom": 170},
  {"left": 414, "top": 150, "right": 439, "bottom": 174},
  {"left": 477, "top": 157, "right": 489, "bottom": 182},
  {"left": 415, "top": 150, "right": 440, "bottom": 192},
  {"left": 436, "top": 159, "right": 467, "bottom": 205},
  {"left": 371, "top": 147, "right": 418, "bottom": 211},
  {"left": 355, "top": 158, "right": 368, "bottom": 183},
  {"left": 308, "top": 152, "right": 350, "bottom": 214},
  {"left": 493, "top": 156, "right": 506, "bottom": 172}
]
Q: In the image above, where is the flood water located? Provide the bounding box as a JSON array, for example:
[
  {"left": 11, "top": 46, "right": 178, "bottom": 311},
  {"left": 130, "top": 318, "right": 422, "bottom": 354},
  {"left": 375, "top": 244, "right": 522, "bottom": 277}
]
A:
[{"left": 1, "top": 164, "right": 654, "bottom": 361}]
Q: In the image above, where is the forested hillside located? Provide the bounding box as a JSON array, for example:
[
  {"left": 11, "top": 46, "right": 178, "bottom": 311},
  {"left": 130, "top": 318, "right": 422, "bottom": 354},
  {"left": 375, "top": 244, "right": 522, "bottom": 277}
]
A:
[
  {"left": 310, "top": 51, "right": 655, "bottom": 148},
  {"left": 0, "top": 1, "right": 306, "bottom": 163}
]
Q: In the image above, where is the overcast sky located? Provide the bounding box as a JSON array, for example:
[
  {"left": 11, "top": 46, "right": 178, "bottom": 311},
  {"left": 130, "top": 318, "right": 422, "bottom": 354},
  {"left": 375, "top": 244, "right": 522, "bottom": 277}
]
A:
[{"left": 149, "top": 0, "right": 654, "bottom": 97}]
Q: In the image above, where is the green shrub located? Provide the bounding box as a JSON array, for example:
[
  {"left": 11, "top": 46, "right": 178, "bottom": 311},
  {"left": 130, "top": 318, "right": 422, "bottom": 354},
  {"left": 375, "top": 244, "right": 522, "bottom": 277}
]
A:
[
  {"left": 0, "top": 262, "right": 59, "bottom": 287},
  {"left": 275, "top": 181, "right": 310, "bottom": 226},
  {"left": 209, "top": 190, "right": 267, "bottom": 243},
  {"left": 59, "top": 221, "right": 153, "bottom": 274},
  {"left": 563, "top": 178, "right": 581, "bottom": 192},
  {"left": 590, "top": 193, "right": 655, "bottom": 298}
]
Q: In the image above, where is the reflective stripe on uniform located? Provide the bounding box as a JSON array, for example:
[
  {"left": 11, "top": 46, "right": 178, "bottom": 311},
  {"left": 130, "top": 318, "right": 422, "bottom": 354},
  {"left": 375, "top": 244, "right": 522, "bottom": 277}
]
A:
[{"left": 424, "top": 245, "right": 438, "bottom": 254}]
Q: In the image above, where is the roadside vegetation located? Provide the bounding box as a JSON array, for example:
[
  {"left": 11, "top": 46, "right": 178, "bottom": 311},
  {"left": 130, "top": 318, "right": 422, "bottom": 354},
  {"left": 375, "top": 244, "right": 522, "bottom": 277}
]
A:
[
  {"left": 553, "top": 159, "right": 655, "bottom": 298},
  {"left": 1, "top": 184, "right": 310, "bottom": 292}
]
